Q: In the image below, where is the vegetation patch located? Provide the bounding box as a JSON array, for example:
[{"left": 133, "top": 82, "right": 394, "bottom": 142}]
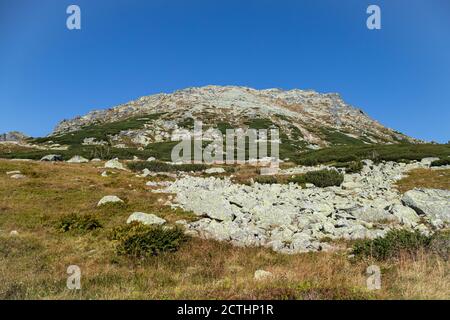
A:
[
  {"left": 352, "top": 229, "right": 439, "bottom": 260},
  {"left": 334, "top": 160, "right": 364, "bottom": 174},
  {"left": 430, "top": 159, "right": 450, "bottom": 167},
  {"left": 319, "top": 128, "right": 366, "bottom": 146},
  {"left": 303, "top": 169, "right": 344, "bottom": 187},
  {"left": 56, "top": 213, "right": 102, "bottom": 233},
  {"left": 33, "top": 113, "right": 165, "bottom": 146},
  {"left": 297, "top": 144, "right": 450, "bottom": 166},
  {"left": 127, "top": 160, "right": 207, "bottom": 173},
  {"left": 110, "top": 223, "right": 188, "bottom": 258}
]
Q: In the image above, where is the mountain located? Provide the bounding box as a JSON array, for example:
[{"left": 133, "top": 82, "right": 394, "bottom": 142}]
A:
[{"left": 47, "top": 86, "right": 418, "bottom": 153}]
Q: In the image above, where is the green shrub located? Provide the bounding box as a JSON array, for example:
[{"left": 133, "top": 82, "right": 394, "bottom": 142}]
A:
[
  {"left": 56, "top": 213, "right": 102, "bottom": 233},
  {"left": 110, "top": 223, "right": 188, "bottom": 258},
  {"left": 429, "top": 230, "right": 450, "bottom": 261},
  {"left": 288, "top": 174, "right": 307, "bottom": 185},
  {"left": 127, "top": 161, "right": 207, "bottom": 173},
  {"left": 341, "top": 161, "right": 364, "bottom": 173},
  {"left": 352, "top": 229, "right": 433, "bottom": 260},
  {"left": 430, "top": 159, "right": 450, "bottom": 167},
  {"left": 253, "top": 176, "right": 278, "bottom": 184},
  {"left": 304, "top": 169, "right": 344, "bottom": 187}
]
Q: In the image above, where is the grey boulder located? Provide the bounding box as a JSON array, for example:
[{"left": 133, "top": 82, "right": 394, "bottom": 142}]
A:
[
  {"left": 40, "top": 154, "right": 63, "bottom": 162},
  {"left": 402, "top": 188, "right": 450, "bottom": 227}
]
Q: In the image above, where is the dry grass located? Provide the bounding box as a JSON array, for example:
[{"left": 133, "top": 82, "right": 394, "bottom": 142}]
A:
[
  {"left": 0, "top": 159, "right": 448, "bottom": 299},
  {"left": 395, "top": 168, "right": 450, "bottom": 193}
]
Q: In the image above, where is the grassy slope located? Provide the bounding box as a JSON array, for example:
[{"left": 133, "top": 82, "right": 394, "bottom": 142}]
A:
[{"left": 0, "top": 160, "right": 449, "bottom": 299}]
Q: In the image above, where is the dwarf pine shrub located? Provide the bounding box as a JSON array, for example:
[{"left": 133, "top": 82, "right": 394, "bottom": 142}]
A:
[
  {"left": 430, "top": 159, "right": 450, "bottom": 167},
  {"left": 127, "top": 161, "right": 207, "bottom": 173},
  {"left": 352, "top": 229, "right": 433, "bottom": 260},
  {"left": 110, "top": 223, "right": 188, "bottom": 258},
  {"left": 56, "top": 213, "right": 102, "bottom": 233},
  {"left": 304, "top": 169, "right": 344, "bottom": 187}
]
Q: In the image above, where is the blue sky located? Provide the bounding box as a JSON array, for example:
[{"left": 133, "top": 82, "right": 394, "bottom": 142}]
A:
[{"left": 0, "top": 0, "right": 449, "bottom": 142}]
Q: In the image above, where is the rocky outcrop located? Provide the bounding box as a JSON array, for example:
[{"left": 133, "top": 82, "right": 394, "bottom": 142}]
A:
[{"left": 0, "top": 131, "right": 29, "bottom": 142}]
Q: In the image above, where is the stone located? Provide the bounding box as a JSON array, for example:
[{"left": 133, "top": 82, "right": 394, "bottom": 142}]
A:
[
  {"left": 146, "top": 181, "right": 171, "bottom": 187},
  {"left": 91, "top": 158, "right": 102, "bottom": 162},
  {"left": 127, "top": 212, "right": 166, "bottom": 225},
  {"left": 101, "top": 171, "right": 108, "bottom": 177},
  {"left": 6, "top": 170, "right": 21, "bottom": 175},
  {"left": 254, "top": 270, "right": 273, "bottom": 281},
  {"left": 402, "top": 188, "right": 450, "bottom": 227},
  {"left": 147, "top": 157, "right": 156, "bottom": 162},
  {"left": 9, "top": 230, "right": 19, "bottom": 236},
  {"left": 67, "top": 155, "right": 89, "bottom": 163},
  {"left": 10, "top": 174, "right": 26, "bottom": 179},
  {"left": 205, "top": 167, "right": 226, "bottom": 174},
  {"left": 97, "top": 195, "right": 124, "bottom": 206},
  {"left": 40, "top": 154, "right": 63, "bottom": 162},
  {"left": 104, "top": 158, "right": 126, "bottom": 170},
  {"left": 342, "top": 182, "right": 363, "bottom": 190},
  {"left": 350, "top": 206, "right": 395, "bottom": 223},
  {"left": 420, "top": 157, "right": 440, "bottom": 166}
]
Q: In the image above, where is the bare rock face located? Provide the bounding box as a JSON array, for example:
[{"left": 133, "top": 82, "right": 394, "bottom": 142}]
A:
[
  {"left": 0, "top": 131, "right": 29, "bottom": 142},
  {"left": 402, "top": 189, "right": 450, "bottom": 227}
]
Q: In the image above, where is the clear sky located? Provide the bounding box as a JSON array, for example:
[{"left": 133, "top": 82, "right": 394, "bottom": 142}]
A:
[{"left": 0, "top": 0, "right": 449, "bottom": 142}]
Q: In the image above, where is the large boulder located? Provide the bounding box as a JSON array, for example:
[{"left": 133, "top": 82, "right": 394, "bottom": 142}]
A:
[
  {"left": 40, "top": 154, "right": 63, "bottom": 162},
  {"left": 126, "top": 212, "right": 166, "bottom": 226},
  {"left": 97, "top": 195, "right": 124, "bottom": 206},
  {"left": 10, "top": 174, "right": 26, "bottom": 179},
  {"left": 67, "top": 155, "right": 89, "bottom": 163},
  {"left": 421, "top": 157, "right": 440, "bottom": 166},
  {"left": 402, "top": 188, "right": 450, "bottom": 227},
  {"left": 389, "top": 204, "right": 420, "bottom": 227},
  {"left": 104, "top": 158, "right": 126, "bottom": 170}
]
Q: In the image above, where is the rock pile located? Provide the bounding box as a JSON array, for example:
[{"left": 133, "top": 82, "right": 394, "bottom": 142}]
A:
[{"left": 160, "top": 160, "right": 449, "bottom": 254}]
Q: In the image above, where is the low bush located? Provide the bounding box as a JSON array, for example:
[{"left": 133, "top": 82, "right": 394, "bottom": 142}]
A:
[
  {"left": 127, "top": 161, "right": 207, "bottom": 173},
  {"left": 352, "top": 229, "right": 433, "bottom": 260},
  {"left": 56, "top": 213, "right": 102, "bottom": 233},
  {"left": 288, "top": 175, "right": 307, "bottom": 185},
  {"left": 343, "top": 161, "right": 364, "bottom": 174},
  {"left": 253, "top": 176, "right": 278, "bottom": 184},
  {"left": 109, "top": 223, "right": 188, "bottom": 258},
  {"left": 304, "top": 169, "right": 344, "bottom": 187},
  {"left": 430, "top": 159, "right": 450, "bottom": 167}
]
